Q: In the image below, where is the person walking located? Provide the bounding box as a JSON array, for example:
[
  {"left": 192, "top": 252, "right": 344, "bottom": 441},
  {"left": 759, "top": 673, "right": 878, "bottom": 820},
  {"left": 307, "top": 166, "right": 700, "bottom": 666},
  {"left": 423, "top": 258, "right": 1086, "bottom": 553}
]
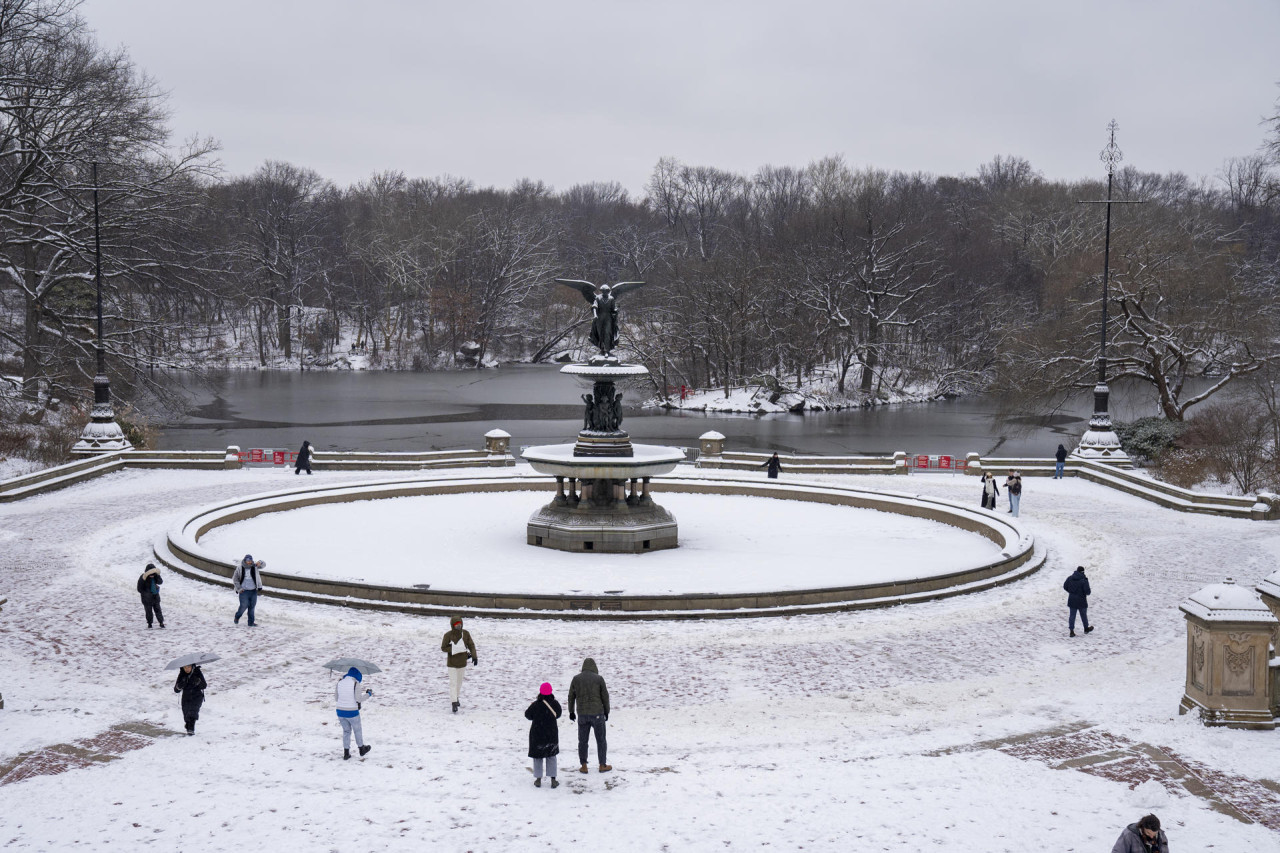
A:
[
  {"left": 525, "top": 682, "right": 562, "bottom": 788},
  {"left": 761, "top": 452, "right": 782, "bottom": 479},
  {"left": 1110, "top": 814, "right": 1169, "bottom": 853},
  {"left": 1005, "top": 471, "right": 1022, "bottom": 517},
  {"left": 334, "top": 666, "right": 373, "bottom": 760},
  {"left": 1063, "top": 565, "right": 1094, "bottom": 637},
  {"left": 136, "top": 562, "right": 165, "bottom": 629},
  {"left": 981, "top": 471, "right": 999, "bottom": 510},
  {"left": 173, "top": 664, "right": 206, "bottom": 736},
  {"left": 295, "top": 440, "right": 313, "bottom": 475},
  {"left": 232, "top": 554, "right": 265, "bottom": 626},
  {"left": 440, "top": 616, "right": 477, "bottom": 713},
  {"left": 567, "top": 657, "right": 610, "bottom": 773},
  {"left": 1054, "top": 444, "right": 1068, "bottom": 479}
]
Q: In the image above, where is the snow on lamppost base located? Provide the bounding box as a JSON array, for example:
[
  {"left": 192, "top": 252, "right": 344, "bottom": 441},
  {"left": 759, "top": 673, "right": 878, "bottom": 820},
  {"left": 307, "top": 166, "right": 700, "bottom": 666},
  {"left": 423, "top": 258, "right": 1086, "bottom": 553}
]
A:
[
  {"left": 1071, "top": 383, "right": 1129, "bottom": 463},
  {"left": 72, "top": 376, "right": 132, "bottom": 454}
]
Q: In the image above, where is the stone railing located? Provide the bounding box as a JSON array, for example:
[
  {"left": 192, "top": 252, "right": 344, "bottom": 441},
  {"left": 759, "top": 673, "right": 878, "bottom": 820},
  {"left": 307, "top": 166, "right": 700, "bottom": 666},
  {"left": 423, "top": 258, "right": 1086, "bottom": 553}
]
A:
[
  {"left": 0, "top": 439, "right": 515, "bottom": 502},
  {"left": 967, "top": 455, "right": 1264, "bottom": 520}
]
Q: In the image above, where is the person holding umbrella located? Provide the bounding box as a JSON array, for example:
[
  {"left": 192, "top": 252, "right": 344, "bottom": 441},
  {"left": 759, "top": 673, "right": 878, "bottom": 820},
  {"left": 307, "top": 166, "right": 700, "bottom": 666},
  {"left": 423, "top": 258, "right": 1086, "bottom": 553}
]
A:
[
  {"left": 166, "top": 652, "right": 218, "bottom": 736},
  {"left": 334, "top": 666, "right": 373, "bottom": 760},
  {"left": 525, "top": 682, "right": 562, "bottom": 788}
]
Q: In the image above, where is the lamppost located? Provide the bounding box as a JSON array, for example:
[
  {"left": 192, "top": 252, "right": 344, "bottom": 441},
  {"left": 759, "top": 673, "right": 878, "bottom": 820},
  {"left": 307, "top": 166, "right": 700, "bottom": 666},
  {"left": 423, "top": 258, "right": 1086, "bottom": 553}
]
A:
[
  {"left": 73, "top": 162, "right": 131, "bottom": 454},
  {"left": 1073, "top": 121, "right": 1142, "bottom": 462}
]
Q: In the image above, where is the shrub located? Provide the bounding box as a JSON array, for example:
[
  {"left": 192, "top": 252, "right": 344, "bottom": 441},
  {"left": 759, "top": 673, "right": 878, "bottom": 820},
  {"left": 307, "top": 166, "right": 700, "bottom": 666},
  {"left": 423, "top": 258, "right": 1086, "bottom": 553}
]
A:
[{"left": 1115, "top": 417, "right": 1185, "bottom": 463}]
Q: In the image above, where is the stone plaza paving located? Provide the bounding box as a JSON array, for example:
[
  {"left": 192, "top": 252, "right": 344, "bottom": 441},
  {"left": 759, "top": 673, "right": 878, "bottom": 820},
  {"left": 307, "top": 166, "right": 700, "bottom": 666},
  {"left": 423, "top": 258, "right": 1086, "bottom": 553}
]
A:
[{"left": 0, "top": 465, "right": 1277, "bottom": 850}]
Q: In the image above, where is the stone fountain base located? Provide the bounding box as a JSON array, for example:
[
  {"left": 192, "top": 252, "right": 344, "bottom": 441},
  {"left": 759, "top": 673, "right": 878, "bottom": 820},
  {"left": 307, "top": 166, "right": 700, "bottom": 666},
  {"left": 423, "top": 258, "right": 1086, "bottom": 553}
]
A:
[
  {"left": 522, "top": 442, "right": 685, "bottom": 553},
  {"left": 527, "top": 497, "right": 678, "bottom": 553}
]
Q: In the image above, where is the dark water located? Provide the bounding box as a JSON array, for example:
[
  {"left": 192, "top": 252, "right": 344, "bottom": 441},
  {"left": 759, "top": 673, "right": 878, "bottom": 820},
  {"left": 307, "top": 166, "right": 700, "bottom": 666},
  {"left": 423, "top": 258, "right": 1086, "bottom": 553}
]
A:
[{"left": 155, "top": 365, "right": 1162, "bottom": 457}]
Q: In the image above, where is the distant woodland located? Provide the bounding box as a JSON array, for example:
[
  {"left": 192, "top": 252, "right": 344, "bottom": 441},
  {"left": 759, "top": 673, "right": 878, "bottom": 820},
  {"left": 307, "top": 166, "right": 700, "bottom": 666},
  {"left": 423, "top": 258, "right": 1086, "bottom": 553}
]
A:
[{"left": 3, "top": 0, "right": 1280, "bottom": 437}]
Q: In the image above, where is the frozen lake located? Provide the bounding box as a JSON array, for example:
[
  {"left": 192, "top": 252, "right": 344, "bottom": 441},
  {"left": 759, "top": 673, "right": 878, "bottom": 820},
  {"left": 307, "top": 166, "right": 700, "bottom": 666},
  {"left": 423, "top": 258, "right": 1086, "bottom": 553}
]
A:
[
  {"left": 156, "top": 365, "right": 1175, "bottom": 456},
  {"left": 197, "top": 491, "right": 1003, "bottom": 595}
]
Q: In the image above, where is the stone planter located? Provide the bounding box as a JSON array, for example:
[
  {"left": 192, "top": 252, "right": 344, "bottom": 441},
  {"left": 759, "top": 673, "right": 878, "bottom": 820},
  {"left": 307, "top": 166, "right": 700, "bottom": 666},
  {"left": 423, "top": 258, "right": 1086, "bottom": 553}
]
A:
[
  {"left": 484, "top": 429, "right": 511, "bottom": 455},
  {"left": 1179, "top": 578, "right": 1278, "bottom": 730},
  {"left": 699, "top": 431, "right": 725, "bottom": 457}
]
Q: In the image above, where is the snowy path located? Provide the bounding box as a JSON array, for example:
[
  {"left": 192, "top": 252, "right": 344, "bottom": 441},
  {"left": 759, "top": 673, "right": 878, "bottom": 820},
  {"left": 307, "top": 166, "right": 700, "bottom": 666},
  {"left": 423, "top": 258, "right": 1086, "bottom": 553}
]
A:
[{"left": 0, "top": 466, "right": 1278, "bottom": 851}]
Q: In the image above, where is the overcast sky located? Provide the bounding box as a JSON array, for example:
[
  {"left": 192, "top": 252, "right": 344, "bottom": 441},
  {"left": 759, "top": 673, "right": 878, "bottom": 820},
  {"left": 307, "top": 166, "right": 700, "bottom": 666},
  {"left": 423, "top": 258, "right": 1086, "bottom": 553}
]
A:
[{"left": 80, "top": 0, "right": 1280, "bottom": 195}]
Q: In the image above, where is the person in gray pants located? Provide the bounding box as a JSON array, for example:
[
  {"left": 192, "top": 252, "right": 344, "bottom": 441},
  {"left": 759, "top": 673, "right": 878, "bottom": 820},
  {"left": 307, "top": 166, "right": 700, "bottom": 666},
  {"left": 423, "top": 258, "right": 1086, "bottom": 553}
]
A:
[
  {"left": 334, "top": 666, "right": 372, "bottom": 760},
  {"left": 567, "top": 657, "right": 611, "bottom": 773}
]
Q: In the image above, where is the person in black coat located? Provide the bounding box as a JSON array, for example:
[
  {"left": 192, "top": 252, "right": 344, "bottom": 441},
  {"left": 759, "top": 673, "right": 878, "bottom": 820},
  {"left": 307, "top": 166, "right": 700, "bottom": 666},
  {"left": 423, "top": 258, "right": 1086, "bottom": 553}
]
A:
[
  {"left": 1054, "top": 444, "right": 1068, "bottom": 479},
  {"left": 1063, "top": 565, "right": 1094, "bottom": 637},
  {"left": 136, "top": 563, "right": 164, "bottom": 628},
  {"left": 762, "top": 452, "right": 782, "bottom": 479},
  {"left": 295, "top": 440, "right": 313, "bottom": 475},
  {"left": 525, "top": 682, "right": 562, "bottom": 788},
  {"left": 174, "top": 664, "right": 207, "bottom": 735}
]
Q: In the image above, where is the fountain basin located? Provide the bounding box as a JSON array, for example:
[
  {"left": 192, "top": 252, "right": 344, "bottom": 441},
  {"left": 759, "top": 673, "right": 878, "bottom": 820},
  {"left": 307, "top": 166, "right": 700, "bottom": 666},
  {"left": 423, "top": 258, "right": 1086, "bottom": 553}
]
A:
[{"left": 522, "top": 442, "right": 685, "bottom": 479}]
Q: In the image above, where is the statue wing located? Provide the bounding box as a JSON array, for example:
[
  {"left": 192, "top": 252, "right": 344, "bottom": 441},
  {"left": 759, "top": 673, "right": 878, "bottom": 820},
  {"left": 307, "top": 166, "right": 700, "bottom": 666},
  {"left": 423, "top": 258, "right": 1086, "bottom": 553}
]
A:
[
  {"left": 609, "top": 281, "right": 646, "bottom": 299},
  {"left": 555, "top": 278, "right": 597, "bottom": 305}
]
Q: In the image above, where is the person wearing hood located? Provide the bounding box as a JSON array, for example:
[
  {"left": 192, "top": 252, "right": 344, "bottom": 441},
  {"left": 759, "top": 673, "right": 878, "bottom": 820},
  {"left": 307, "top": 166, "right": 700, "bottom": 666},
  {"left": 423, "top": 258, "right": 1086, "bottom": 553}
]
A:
[
  {"left": 335, "top": 666, "right": 373, "bottom": 760},
  {"left": 136, "top": 562, "right": 164, "bottom": 629},
  {"left": 1063, "top": 565, "right": 1094, "bottom": 637},
  {"left": 1054, "top": 444, "right": 1068, "bottom": 479},
  {"left": 567, "top": 657, "right": 611, "bottom": 773},
  {"left": 1111, "top": 814, "right": 1169, "bottom": 853},
  {"left": 440, "top": 616, "right": 477, "bottom": 713},
  {"left": 232, "top": 554, "right": 265, "bottom": 626},
  {"left": 761, "top": 452, "right": 781, "bottom": 479},
  {"left": 173, "top": 664, "right": 206, "bottom": 735},
  {"left": 525, "top": 682, "right": 562, "bottom": 788},
  {"left": 295, "top": 440, "right": 313, "bottom": 475}
]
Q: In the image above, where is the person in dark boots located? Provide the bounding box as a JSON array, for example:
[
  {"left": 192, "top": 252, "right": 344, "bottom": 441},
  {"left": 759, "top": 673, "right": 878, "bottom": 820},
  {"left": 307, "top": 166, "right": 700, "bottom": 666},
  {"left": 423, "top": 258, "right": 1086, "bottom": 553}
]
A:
[
  {"left": 136, "top": 562, "right": 164, "bottom": 628},
  {"left": 761, "top": 452, "right": 782, "bottom": 479},
  {"left": 525, "top": 682, "right": 562, "bottom": 788},
  {"left": 1054, "top": 444, "right": 1068, "bottom": 479},
  {"left": 1063, "top": 565, "right": 1094, "bottom": 637},
  {"left": 440, "top": 616, "right": 477, "bottom": 712},
  {"left": 334, "top": 666, "right": 372, "bottom": 760},
  {"left": 568, "top": 657, "right": 610, "bottom": 773},
  {"left": 295, "top": 440, "right": 313, "bottom": 475},
  {"left": 1110, "top": 813, "right": 1168, "bottom": 853},
  {"left": 174, "top": 664, "right": 206, "bottom": 735},
  {"left": 233, "top": 555, "right": 265, "bottom": 626}
]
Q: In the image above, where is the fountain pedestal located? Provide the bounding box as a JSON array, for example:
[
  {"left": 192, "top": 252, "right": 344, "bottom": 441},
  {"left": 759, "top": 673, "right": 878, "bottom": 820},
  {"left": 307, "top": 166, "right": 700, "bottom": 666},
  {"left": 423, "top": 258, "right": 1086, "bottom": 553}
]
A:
[{"left": 523, "top": 359, "right": 683, "bottom": 553}]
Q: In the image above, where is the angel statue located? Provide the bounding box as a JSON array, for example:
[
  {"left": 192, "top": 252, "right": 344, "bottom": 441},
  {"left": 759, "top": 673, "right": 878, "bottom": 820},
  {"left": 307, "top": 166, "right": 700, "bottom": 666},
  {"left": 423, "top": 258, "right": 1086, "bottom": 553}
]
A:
[{"left": 555, "top": 279, "right": 646, "bottom": 358}]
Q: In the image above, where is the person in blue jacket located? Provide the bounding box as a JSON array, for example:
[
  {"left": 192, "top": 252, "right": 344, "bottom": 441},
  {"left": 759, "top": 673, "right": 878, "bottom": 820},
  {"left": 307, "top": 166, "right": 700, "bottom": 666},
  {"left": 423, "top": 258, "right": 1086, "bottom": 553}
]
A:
[
  {"left": 335, "top": 666, "right": 373, "bottom": 760},
  {"left": 1063, "top": 565, "right": 1094, "bottom": 637}
]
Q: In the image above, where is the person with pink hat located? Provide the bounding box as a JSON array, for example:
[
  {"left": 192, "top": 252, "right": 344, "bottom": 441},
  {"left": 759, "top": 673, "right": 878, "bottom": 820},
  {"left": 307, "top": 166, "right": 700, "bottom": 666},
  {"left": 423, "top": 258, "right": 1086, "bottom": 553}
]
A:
[{"left": 524, "top": 681, "right": 562, "bottom": 788}]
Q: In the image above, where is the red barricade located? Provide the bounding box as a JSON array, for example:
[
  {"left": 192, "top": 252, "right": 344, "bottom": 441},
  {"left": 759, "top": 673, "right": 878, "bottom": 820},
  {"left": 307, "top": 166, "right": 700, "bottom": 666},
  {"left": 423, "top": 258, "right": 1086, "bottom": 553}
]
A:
[
  {"left": 250, "top": 448, "right": 264, "bottom": 463},
  {"left": 914, "top": 455, "right": 930, "bottom": 469},
  {"left": 272, "top": 450, "right": 286, "bottom": 465},
  {"left": 938, "top": 455, "right": 952, "bottom": 470}
]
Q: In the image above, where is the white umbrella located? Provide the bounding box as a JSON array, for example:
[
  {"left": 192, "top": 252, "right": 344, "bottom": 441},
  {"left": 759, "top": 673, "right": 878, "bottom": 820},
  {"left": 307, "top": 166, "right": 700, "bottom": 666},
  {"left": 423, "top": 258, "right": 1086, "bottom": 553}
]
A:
[
  {"left": 165, "top": 652, "right": 220, "bottom": 670},
  {"left": 322, "top": 658, "right": 382, "bottom": 675}
]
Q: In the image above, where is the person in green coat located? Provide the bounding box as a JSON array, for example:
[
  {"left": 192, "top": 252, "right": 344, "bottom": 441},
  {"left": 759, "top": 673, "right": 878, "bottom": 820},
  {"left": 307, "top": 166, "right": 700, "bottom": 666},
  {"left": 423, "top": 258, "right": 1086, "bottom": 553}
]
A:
[{"left": 567, "top": 657, "right": 610, "bottom": 773}]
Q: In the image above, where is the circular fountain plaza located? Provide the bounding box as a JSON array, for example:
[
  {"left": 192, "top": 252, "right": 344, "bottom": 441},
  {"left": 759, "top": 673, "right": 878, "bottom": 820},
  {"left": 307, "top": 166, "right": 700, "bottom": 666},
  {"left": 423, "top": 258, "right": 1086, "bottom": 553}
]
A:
[{"left": 158, "top": 468, "right": 1040, "bottom": 618}]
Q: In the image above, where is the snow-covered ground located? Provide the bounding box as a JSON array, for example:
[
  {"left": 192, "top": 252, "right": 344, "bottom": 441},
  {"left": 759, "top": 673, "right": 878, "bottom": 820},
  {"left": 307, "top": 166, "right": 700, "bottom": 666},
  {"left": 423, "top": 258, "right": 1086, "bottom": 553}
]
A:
[
  {"left": 1, "top": 465, "right": 1279, "bottom": 851},
  {"left": 198, "top": 491, "right": 1003, "bottom": 594}
]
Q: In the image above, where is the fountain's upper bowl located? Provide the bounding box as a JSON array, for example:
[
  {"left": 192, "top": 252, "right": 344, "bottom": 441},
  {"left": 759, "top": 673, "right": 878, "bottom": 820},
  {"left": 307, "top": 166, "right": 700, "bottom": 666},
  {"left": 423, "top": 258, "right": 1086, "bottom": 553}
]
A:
[
  {"left": 561, "top": 362, "right": 649, "bottom": 387},
  {"left": 522, "top": 442, "right": 684, "bottom": 479}
]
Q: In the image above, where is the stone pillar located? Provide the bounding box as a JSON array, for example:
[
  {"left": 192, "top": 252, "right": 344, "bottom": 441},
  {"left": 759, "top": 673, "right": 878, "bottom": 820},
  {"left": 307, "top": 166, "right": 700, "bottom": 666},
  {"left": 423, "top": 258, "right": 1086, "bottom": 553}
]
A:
[
  {"left": 554, "top": 476, "right": 567, "bottom": 506},
  {"left": 699, "top": 431, "right": 725, "bottom": 457},
  {"left": 1257, "top": 571, "right": 1280, "bottom": 717},
  {"left": 1251, "top": 492, "right": 1280, "bottom": 521},
  {"left": 1179, "top": 578, "right": 1278, "bottom": 729},
  {"left": 484, "top": 429, "right": 511, "bottom": 455},
  {"left": 965, "top": 452, "right": 982, "bottom": 476},
  {"left": 893, "top": 451, "right": 908, "bottom": 475},
  {"left": 224, "top": 446, "right": 243, "bottom": 470}
]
